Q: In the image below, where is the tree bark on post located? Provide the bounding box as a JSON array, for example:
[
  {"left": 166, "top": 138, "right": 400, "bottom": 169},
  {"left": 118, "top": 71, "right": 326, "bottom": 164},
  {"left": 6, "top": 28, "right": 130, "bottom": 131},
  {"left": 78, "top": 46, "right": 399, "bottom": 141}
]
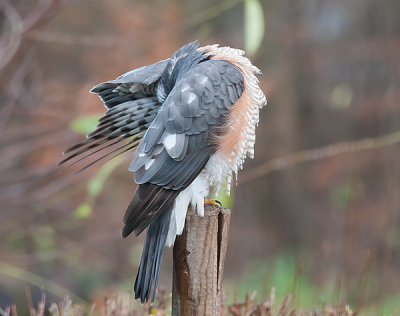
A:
[{"left": 172, "top": 204, "right": 231, "bottom": 316}]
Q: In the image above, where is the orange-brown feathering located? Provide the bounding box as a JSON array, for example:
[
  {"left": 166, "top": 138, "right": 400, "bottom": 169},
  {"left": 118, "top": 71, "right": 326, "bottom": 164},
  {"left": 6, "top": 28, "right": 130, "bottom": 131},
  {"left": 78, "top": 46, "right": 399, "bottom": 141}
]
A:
[
  {"left": 199, "top": 44, "right": 266, "bottom": 174},
  {"left": 214, "top": 88, "right": 252, "bottom": 158}
]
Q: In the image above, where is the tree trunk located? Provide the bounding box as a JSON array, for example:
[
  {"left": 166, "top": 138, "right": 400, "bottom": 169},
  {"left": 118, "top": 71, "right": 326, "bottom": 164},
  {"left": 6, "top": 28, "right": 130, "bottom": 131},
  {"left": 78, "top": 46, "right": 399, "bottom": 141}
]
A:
[{"left": 172, "top": 204, "right": 231, "bottom": 316}]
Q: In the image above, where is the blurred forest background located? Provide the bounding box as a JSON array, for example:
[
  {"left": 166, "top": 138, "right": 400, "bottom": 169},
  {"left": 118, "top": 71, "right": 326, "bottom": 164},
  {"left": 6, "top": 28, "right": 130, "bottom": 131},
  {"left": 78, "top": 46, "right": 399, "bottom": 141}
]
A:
[{"left": 1, "top": 0, "right": 400, "bottom": 314}]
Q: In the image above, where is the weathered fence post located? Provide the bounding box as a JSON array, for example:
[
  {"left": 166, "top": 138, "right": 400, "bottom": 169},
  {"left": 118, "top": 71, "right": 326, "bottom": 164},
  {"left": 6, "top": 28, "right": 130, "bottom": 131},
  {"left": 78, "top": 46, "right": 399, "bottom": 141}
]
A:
[{"left": 172, "top": 204, "right": 231, "bottom": 316}]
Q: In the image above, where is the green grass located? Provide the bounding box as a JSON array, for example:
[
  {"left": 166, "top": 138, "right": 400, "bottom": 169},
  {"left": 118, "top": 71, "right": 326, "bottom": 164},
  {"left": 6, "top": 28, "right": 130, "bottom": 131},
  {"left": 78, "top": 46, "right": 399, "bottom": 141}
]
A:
[
  {"left": 225, "top": 253, "right": 399, "bottom": 315},
  {"left": 1, "top": 252, "right": 399, "bottom": 315}
]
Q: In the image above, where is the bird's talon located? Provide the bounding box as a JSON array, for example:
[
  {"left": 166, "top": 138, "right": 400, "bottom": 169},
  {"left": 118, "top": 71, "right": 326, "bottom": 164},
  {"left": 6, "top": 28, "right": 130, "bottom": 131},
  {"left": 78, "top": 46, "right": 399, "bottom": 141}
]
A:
[{"left": 205, "top": 199, "right": 222, "bottom": 206}]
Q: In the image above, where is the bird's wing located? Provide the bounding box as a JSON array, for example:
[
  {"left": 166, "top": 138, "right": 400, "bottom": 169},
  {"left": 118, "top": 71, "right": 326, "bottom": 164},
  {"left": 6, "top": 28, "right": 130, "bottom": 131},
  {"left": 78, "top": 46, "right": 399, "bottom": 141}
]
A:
[
  {"left": 59, "top": 60, "right": 169, "bottom": 170},
  {"left": 90, "top": 59, "right": 168, "bottom": 109},
  {"left": 122, "top": 59, "right": 244, "bottom": 237}
]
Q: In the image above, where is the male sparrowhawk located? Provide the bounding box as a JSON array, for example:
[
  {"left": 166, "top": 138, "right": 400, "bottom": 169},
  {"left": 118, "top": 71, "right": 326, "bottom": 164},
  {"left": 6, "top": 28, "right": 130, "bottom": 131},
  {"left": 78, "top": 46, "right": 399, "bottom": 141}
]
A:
[{"left": 60, "top": 41, "right": 266, "bottom": 303}]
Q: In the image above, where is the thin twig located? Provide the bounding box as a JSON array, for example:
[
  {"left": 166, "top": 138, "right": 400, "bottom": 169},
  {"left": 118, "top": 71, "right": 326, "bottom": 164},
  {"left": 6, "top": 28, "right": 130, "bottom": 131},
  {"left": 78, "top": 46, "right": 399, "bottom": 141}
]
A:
[
  {"left": 26, "top": 31, "right": 128, "bottom": 48},
  {"left": 21, "top": 0, "right": 64, "bottom": 36},
  {"left": 0, "top": 262, "right": 86, "bottom": 304},
  {"left": 0, "top": 0, "right": 64, "bottom": 73},
  {"left": 0, "top": 52, "right": 36, "bottom": 130},
  {"left": 26, "top": 0, "right": 244, "bottom": 47},
  {"left": 180, "top": 0, "right": 243, "bottom": 29},
  {"left": 239, "top": 129, "right": 400, "bottom": 184},
  {"left": 0, "top": 0, "right": 23, "bottom": 71}
]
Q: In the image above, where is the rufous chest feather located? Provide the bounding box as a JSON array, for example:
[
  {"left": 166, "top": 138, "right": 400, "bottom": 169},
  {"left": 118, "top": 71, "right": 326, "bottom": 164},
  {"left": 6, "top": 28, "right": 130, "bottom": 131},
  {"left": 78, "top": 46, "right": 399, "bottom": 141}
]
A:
[{"left": 199, "top": 45, "right": 267, "bottom": 182}]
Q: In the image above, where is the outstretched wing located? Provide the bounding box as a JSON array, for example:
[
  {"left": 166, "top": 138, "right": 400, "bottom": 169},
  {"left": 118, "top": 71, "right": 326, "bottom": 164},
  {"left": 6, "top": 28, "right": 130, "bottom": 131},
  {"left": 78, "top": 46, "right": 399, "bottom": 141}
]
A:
[
  {"left": 122, "top": 59, "right": 244, "bottom": 237},
  {"left": 59, "top": 60, "right": 169, "bottom": 170}
]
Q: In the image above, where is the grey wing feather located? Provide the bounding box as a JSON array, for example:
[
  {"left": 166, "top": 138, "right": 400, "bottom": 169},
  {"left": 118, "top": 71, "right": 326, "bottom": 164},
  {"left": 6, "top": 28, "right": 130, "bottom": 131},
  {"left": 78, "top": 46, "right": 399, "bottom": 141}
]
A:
[
  {"left": 123, "top": 60, "right": 244, "bottom": 237},
  {"left": 59, "top": 97, "right": 161, "bottom": 170},
  {"left": 113, "top": 59, "right": 169, "bottom": 85},
  {"left": 60, "top": 59, "right": 169, "bottom": 169},
  {"left": 132, "top": 60, "right": 244, "bottom": 187},
  {"left": 90, "top": 59, "right": 169, "bottom": 109}
]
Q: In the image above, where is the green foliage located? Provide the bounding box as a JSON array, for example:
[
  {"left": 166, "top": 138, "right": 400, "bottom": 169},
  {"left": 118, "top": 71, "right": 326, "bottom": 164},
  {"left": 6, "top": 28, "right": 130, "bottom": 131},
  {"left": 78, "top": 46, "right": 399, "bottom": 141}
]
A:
[
  {"left": 227, "top": 253, "right": 399, "bottom": 314},
  {"left": 32, "top": 226, "right": 55, "bottom": 252},
  {"left": 70, "top": 115, "right": 101, "bottom": 136},
  {"left": 215, "top": 186, "right": 234, "bottom": 210},
  {"left": 374, "top": 292, "right": 400, "bottom": 315},
  {"left": 74, "top": 203, "right": 92, "bottom": 219},
  {"left": 73, "top": 265, "right": 109, "bottom": 295},
  {"left": 330, "top": 181, "right": 354, "bottom": 209},
  {"left": 87, "top": 159, "right": 121, "bottom": 197},
  {"left": 244, "top": 0, "right": 265, "bottom": 56},
  {"left": 231, "top": 253, "right": 325, "bottom": 309},
  {"left": 5, "top": 231, "right": 28, "bottom": 252},
  {"left": 70, "top": 112, "right": 123, "bottom": 220},
  {"left": 270, "top": 255, "right": 321, "bottom": 308},
  {"left": 330, "top": 84, "right": 353, "bottom": 110},
  {"left": 74, "top": 158, "right": 123, "bottom": 219}
]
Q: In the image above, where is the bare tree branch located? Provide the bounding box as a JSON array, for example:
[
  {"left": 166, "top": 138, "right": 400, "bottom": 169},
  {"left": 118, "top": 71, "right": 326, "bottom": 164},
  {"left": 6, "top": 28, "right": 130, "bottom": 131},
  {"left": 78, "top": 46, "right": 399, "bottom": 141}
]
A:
[
  {"left": 0, "top": 0, "right": 64, "bottom": 74},
  {"left": 0, "top": 0, "right": 23, "bottom": 71},
  {"left": 25, "top": 0, "right": 245, "bottom": 48},
  {"left": 21, "top": 0, "right": 64, "bottom": 36},
  {"left": 26, "top": 30, "right": 129, "bottom": 48},
  {"left": 239, "top": 129, "right": 400, "bottom": 184}
]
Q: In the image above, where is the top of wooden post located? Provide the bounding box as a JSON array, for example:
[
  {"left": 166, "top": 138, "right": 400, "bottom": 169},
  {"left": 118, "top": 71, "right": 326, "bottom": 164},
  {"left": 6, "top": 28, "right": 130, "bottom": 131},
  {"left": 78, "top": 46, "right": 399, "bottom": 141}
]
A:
[{"left": 172, "top": 204, "right": 231, "bottom": 316}]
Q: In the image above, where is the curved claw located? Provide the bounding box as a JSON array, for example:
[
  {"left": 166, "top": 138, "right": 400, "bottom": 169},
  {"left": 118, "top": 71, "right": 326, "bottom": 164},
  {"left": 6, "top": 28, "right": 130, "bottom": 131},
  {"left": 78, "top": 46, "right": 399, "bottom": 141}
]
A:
[{"left": 204, "top": 199, "right": 222, "bottom": 206}]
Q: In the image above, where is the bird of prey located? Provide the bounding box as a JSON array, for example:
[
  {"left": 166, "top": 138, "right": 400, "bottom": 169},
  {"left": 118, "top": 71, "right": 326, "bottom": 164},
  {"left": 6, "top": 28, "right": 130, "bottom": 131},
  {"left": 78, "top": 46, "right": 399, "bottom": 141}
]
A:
[{"left": 60, "top": 41, "right": 266, "bottom": 303}]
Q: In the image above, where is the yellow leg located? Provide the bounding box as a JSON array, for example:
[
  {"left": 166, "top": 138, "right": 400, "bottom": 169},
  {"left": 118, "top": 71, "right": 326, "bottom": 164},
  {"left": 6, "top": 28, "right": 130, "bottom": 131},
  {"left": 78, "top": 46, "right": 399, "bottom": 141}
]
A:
[{"left": 204, "top": 199, "right": 222, "bottom": 206}]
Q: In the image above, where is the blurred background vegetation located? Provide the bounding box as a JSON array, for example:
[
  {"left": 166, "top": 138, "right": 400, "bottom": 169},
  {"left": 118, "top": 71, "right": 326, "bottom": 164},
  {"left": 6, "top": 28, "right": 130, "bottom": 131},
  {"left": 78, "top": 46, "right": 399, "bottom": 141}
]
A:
[{"left": 1, "top": 0, "right": 399, "bottom": 314}]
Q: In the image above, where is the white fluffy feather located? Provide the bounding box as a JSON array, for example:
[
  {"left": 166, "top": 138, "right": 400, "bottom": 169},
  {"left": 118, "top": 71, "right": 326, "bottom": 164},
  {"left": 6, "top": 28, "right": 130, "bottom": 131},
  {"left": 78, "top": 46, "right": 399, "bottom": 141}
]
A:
[{"left": 165, "top": 164, "right": 214, "bottom": 247}]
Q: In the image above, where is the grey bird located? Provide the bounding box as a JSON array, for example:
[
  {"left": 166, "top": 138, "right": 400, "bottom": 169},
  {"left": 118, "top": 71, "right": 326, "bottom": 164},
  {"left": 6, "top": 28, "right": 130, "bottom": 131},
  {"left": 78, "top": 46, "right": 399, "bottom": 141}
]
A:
[{"left": 60, "top": 41, "right": 266, "bottom": 303}]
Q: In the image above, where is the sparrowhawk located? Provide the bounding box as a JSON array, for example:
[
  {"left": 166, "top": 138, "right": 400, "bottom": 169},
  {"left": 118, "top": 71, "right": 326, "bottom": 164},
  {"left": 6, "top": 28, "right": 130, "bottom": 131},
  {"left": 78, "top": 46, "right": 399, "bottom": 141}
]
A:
[{"left": 60, "top": 41, "right": 266, "bottom": 303}]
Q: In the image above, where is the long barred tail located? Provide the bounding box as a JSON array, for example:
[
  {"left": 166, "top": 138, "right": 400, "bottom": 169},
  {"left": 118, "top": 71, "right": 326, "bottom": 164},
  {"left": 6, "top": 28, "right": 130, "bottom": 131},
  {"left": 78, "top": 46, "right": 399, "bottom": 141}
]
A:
[{"left": 134, "top": 207, "right": 173, "bottom": 303}]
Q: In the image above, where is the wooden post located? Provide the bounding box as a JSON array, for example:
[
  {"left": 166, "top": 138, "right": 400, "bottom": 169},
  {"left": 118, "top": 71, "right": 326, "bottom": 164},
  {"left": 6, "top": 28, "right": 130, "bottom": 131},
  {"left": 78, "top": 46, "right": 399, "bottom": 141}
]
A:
[{"left": 172, "top": 204, "right": 231, "bottom": 316}]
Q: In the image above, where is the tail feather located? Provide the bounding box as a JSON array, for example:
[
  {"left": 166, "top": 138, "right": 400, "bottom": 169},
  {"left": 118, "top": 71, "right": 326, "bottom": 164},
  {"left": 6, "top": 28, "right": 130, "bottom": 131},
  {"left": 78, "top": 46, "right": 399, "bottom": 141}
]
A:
[{"left": 134, "top": 207, "right": 172, "bottom": 303}]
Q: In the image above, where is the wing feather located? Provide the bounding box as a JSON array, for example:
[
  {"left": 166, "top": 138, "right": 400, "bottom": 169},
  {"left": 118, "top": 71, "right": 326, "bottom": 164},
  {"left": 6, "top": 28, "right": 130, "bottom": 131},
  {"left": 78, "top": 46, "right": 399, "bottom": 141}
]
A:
[
  {"left": 123, "top": 59, "right": 244, "bottom": 237},
  {"left": 90, "top": 59, "right": 169, "bottom": 109},
  {"left": 59, "top": 97, "right": 160, "bottom": 169},
  {"left": 59, "top": 59, "right": 170, "bottom": 169}
]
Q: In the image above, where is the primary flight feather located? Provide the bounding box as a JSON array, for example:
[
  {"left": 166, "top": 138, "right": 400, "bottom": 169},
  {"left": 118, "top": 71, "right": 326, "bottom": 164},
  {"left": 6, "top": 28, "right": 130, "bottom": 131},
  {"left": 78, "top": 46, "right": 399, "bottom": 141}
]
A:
[{"left": 60, "top": 41, "right": 266, "bottom": 303}]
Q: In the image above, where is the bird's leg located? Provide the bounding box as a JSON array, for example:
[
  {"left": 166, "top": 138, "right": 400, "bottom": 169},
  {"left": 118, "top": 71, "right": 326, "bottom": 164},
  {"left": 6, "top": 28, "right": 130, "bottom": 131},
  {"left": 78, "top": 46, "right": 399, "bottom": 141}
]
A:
[{"left": 204, "top": 199, "right": 222, "bottom": 206}]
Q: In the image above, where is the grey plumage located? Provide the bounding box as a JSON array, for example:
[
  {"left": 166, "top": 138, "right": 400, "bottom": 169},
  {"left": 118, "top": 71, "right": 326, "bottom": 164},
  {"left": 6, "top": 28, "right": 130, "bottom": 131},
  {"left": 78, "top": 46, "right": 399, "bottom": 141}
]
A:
[
  {"left": 113, "top": 59, "right": 169, "bottom": 86},
  {"left": 60, "top": 41, "right": 247, "bottom": 304},
  {"left": 58, "top": 98, "right": 159, "bottom": 170},
  {"left": 133, "top": 206, "right": 172, "bottom": 303},
  {"left": 123, "top": 45, "right": 244, "bottom": 303},
  {"left": 91, "top": 59, "right": 169, "bottom": 109},
  {"left": 59, "top": 58, "right": 169, "bottom": 169},
  {"left": 129, "top": 60, "right": 244, "bottom": 191}
]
